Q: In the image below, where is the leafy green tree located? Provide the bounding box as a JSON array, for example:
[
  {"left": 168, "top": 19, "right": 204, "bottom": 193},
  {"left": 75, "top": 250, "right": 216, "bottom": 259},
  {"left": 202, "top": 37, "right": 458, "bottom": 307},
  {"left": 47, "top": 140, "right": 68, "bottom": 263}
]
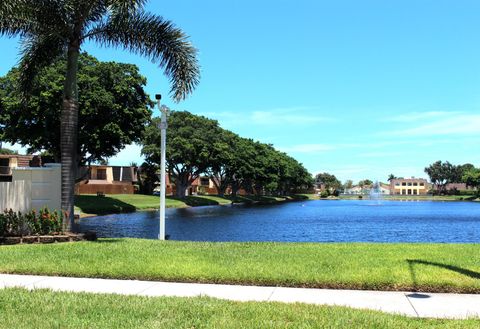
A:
[
  {"left": 315, "top": 173, "right": 341, "bottom": 195},
  {"left": 358, "top": 179, "right": 373, "bottom": 188},
  {"left": 0, "top": 53, "right": 152, "bottom": 167},
  {"left": 271, "top": 151, "right": 311, "bottom": 195},
  {"left": 0, "top": 0, "right": 200, "bottom": 229},
  {"left": 137, "top": 161, "right": 159, "bottom": 195},
  {"left": 142, "top": 111, "right": 223, "bottom": 198},
  {"left": 453, "top": 163, "right": 476, "bottom": 183},
  {"left": 424, "top": 161, "right": 455, "bottom": 194},
  {"left": 222, "top": 137, "right": 257, "bottom": 197},
  {"left": 343, "top": 180, "right": 354, "bottom": 189},
  {"left": 204, "top": 130, "right": 238, "bottom": 196},
  {"left": 462, "top": 167, "right": 480, "bottom": 196},
  {"left": 250, "top": 143, "right": 275, "bottom": 195}
]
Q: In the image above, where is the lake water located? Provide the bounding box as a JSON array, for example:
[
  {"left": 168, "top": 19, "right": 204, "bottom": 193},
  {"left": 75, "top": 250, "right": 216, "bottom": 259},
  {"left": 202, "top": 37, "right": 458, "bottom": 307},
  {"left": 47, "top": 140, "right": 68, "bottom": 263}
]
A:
[{"left": 77, "top": 200, "right": 480, "bottom": 243}]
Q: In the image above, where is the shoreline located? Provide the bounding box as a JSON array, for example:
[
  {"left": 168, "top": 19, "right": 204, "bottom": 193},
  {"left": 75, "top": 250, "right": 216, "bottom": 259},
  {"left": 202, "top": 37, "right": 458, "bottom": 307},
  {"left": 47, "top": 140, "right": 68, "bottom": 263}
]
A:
[
  {"left": 76, "top": 194, "right": 312, "bottom": 218},
  {"left": 335, "top": 195, "right": 480, "bottom": 202}
]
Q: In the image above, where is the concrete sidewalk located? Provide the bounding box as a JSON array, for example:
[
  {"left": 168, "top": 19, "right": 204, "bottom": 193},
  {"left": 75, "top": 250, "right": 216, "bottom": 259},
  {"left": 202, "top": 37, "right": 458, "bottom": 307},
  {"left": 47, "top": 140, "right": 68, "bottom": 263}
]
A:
[{"left": 0, "top": 274, "right": 479, "bottom": 319}]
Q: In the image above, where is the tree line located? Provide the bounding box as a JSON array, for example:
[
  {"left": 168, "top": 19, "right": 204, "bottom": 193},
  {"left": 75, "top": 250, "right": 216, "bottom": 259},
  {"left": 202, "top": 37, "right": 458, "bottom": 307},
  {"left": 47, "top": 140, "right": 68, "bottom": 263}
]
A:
[
  {"left": 0, "top": 53, "right": 312, "bottom": 199},
  {"left": 141, "top": 111, "right": 313, "bottom": 198},
  {"left": 424, "top": 160, "right": 480, "bottom": 195}
]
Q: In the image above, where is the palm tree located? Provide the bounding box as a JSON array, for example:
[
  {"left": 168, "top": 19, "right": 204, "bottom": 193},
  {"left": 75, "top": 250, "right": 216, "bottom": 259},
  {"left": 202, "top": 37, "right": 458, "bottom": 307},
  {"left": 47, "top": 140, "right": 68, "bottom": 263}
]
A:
[
  {"left": 387, "top": 174, "right": 397, "bottom": 182},
  {"left": 0, "top": 0, "right": 199, "bottom": 231}
]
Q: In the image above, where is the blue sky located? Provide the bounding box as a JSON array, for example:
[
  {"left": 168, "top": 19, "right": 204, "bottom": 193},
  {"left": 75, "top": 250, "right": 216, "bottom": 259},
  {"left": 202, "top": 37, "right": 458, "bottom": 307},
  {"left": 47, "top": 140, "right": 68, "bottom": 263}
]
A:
[{"left": 1, "top": 0, "right": 480, "bottom": 183}]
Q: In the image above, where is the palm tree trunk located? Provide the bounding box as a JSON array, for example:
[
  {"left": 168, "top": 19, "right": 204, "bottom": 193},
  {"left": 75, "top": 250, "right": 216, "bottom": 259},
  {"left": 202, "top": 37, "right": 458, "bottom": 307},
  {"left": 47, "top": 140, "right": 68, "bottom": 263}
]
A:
[{"left": 61, "top": 43, "right": 80, "bottom": 231}]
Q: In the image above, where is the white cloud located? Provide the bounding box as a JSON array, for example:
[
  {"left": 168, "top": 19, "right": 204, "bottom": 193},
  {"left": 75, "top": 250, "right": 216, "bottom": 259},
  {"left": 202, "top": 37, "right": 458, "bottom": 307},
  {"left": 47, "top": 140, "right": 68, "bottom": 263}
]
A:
[
  {"left": 384, "top": 111, "right": 461, "bottom": 122},
  {"left": 385, "top": 113, "right": 480, "bottom": 137},
  {"left": 278, "top": 144, "right": 334, "bottom": 153},
  {"left": 357, "top": 151, "right": 404, "bottom": 158},
  {"left": 250, "top": 110, "right": 327, "bottom": 125},
  {"left": 203, "top": 106, "right": 330, "bottom": 127}
]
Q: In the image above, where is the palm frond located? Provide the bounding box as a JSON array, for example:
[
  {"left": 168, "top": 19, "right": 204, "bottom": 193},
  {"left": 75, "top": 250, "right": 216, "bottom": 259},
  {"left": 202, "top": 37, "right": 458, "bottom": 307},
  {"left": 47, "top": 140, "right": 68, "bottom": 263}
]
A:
[
  {"left": 18, "top": 33, "right": 66, "bottom": 95},
  {"left": 107, "top": 0, "right": 148, "bottom": 14},
  {"left": 90, "top": 12, "right": 200, "bottom": 102},
  {"left": 0, "top": 0, "right": 69, "bottom": 38},
  {"left": 0, "top": 0, "right": 34, "bottom": 37}
]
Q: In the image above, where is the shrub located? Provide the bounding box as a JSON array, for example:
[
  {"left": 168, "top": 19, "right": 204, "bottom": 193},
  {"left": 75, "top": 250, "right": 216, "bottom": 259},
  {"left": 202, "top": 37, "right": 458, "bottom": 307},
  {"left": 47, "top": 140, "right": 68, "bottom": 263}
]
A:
[
  {"left": 0, "top": 208, "right": 64, "bottom": 237},
  {"left": 319, "top": 191, "right": 329, "bottom": 198}
]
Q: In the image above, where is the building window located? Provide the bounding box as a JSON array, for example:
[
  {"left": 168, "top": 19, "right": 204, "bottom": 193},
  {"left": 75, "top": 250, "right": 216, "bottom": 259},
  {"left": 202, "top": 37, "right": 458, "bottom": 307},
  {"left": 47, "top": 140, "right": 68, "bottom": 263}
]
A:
[
  {"left": 402, "top": 182, "right": 406, "bottom": 186},
  {"left": 420, "top": 183, "right": 425, "bottom": 186},
  {"left": 0, "top": 159, "right": 10, "bottom": 176},
  {"left": 200, "top": 177, "right": 210, "bottom": 186},
  {"left": 407, "top": 182, "right": 412, "bottom": 186},
  {"left": 413, "top": 182, "right": 418, "bottom": 186},
  {"left": 408, "top": 189, "right": 412, "bottom": 195},
  {"left": 96, "top": 169, "right": 107, "bottom": 180},
  {"left": 395, "top": 183, "right": 400, "bottom": 186},
  {"left": 413, "top": 190, "right": 418, "bottom": 195}
]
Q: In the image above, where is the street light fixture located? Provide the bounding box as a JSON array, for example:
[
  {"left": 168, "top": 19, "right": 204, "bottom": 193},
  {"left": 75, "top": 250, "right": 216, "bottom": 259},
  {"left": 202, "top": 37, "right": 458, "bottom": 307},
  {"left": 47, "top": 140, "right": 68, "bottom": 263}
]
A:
[{"left": 155, "top": 94, "right": 170, "bottom": 240}]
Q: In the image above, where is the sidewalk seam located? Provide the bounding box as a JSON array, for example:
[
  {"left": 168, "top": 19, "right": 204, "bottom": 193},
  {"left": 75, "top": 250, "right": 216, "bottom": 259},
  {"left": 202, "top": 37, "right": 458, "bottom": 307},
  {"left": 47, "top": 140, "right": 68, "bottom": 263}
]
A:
[
  {"left": 267, "top": 287, "right": 277, "bottom": 301},
  {"left": 136, "top": 282, "right": 160, "bottom": 295}
]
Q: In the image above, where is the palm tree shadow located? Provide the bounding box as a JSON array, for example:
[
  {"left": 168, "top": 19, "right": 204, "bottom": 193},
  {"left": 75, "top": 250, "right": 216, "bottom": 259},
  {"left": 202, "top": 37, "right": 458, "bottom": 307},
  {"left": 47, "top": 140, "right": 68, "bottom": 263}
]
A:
[
  {"left": 406, "top": 259, "right": 480, "bottom": 297},
  {"left": 407, "top": 259, "right": 480, "bottom": 280}
]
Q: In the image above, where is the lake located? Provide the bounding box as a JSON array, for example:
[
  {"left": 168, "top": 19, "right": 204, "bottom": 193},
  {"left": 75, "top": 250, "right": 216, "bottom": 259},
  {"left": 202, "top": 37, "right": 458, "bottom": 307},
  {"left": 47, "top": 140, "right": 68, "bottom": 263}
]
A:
[{"left": 76, "top": 200, "right": 480, "bottom": 243}]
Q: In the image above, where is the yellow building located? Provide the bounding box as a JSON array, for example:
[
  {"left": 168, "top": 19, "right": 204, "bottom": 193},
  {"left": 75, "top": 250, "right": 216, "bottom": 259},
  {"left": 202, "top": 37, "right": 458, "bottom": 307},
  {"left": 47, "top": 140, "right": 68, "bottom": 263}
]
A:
[{"left": 389, "top": 178, "right": 429, "bottom": 195}]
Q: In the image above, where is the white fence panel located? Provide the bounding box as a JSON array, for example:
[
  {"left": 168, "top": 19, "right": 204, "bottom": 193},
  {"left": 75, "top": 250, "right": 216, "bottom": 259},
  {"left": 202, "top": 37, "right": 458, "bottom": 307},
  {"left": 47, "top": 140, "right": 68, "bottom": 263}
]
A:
[
  {"left": 0, "top": 180, "right": 32, "bottom": 213},
  {"left": 0, "top": 164, "right": 61, "bottom": 213},
  {"left": 12, "top": 164, "right": 61, "bottom": 212}
]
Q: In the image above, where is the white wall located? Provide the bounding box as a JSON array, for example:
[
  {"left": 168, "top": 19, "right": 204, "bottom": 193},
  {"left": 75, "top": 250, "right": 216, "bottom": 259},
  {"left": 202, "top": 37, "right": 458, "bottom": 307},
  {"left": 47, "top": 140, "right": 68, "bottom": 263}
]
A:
[{"left": 0, "top": 164, "right": 61, "bottom": 213}]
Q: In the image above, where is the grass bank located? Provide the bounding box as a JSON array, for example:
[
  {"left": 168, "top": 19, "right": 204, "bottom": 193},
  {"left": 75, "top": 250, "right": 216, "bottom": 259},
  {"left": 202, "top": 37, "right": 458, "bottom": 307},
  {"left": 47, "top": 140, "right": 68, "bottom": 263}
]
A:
[
  {"left": 0, "top": 289, "right": 478, "bottom": 328},
  {"left": 338, "top": 195, "right": 479, "bottom": 201},
  {"left": 1, "top": 240, "right": 479, "bottom": 293},
  {"left": 74, "top": 194, "right": 312, "bottom": 216}
]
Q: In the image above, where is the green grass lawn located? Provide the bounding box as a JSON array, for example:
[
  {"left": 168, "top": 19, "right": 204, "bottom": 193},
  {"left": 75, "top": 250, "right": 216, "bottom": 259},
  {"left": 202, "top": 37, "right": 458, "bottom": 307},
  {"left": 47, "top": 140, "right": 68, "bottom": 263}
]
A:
[
  {"left": 75, "top": 194, "right": 310, "bottom": 216},
  {"left": 1, "top": 240, "right": 480, "bottom": 293},
  {"left": 0, "top": 289, "right": 478, "bottom": 329}
]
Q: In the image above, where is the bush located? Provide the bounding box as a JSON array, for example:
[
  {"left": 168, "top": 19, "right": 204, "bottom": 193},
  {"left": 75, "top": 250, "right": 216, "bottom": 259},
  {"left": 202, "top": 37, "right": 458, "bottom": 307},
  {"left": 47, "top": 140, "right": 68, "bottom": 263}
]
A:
[
  {"left": 319, "top": 191, "right": 329, "bottom": 198},
  {"left": 0, "top": 208, "right": 64, "bottom": 237}
]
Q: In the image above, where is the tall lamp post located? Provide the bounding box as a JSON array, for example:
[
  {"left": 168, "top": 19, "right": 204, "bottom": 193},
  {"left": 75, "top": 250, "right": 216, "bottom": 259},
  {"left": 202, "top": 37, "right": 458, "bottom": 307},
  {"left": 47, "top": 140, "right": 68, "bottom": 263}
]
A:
[{"left": 155, "top": 94, "right": 170, "bottom": 240}]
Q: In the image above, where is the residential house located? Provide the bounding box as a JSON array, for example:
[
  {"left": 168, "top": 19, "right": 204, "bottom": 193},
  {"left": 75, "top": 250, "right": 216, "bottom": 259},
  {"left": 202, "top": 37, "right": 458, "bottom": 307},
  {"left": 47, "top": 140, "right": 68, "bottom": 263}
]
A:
[
  {"left": 0, "top": 154, "right": 40, "bottom": 182},
  {"left": 75, "top": 165, "right": 138, "bottom": 195},
  {"left": 344, "top": 185, "right": 366, "bottom": 195},
  {"left": 157, "top": 175, "right": 219, "bottom": 196},
  {"left": 344, "top": 183, "right": 390, "bottom": 195},
  {"left": 377, "top": 183, "right": 391, "bottom": 195}
]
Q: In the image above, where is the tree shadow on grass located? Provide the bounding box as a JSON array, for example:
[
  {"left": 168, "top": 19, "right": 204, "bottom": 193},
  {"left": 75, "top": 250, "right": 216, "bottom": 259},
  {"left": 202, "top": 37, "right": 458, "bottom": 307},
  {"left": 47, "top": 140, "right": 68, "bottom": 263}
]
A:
[
  {"left": 172, "top": 196, "right": 220, "bottom": 207},
  {"left": 75, "top": 195, "right": 136, "bottom": 215},
  {"left": 288, "top": 194, "right": 310, "bottom": 201}
]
